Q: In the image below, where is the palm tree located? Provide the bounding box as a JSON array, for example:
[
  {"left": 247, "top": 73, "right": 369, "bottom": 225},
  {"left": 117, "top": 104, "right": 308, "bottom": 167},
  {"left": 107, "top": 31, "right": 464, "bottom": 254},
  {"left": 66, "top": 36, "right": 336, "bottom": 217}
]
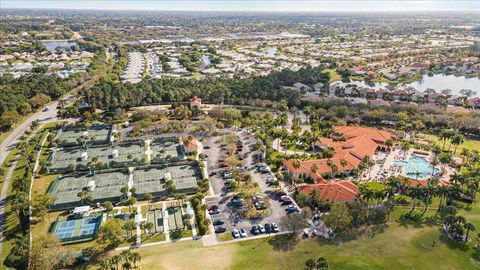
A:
[
  {"left": 386, "top": 176, "right": 400, "bottom": 198},
  {"left": 385, "top": 139, "right": 393, "bottom": 150},
  {"left": 98, "top": 260, "right": 110, "bottom": 270},
  {"left": 439, "top": 129, "right": 451, "bottom": 150},
  {"left": 310, "top": 164, "right": 319, "bottom": 173},
  {"left": 145, "top": 193, "right": 153, "bottom": 209},
  {"left": 460, "top": 148, "right": 471, "bottom": 164},
  {"left": 431, "top": 157, "right": 439, "bottom": 175},
  {"left": 409, "top": 186, "right": 424, "bottom": 213},
  {"left": 110, "top": 255, "right": 122, "bottom": 270},
  {"left": 305, "top": 258, "right": 316, "bottom": 270},
  {"left": 464, "top": 222, "right": 476, "bottom": 243},
  {"left": 316, "top": 256, "right": 329, "bottom": 270},
  {"left": 121, "top": 250, "right": 132, "bottom": 262},
  {"left": 450, "top": 133, "right": 464, "bottom": 154},
  {"left": 122, "top": 261, "right": 132, "bottom": 270},
  {"left": 131, "top": 252, "right": 141, "bottom": 268}
]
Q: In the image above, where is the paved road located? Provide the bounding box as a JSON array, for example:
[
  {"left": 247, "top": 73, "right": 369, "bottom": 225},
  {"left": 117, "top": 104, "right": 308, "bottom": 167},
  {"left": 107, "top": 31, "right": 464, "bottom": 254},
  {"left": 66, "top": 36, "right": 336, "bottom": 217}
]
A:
[
  {"left": 0, "top": 102, "right": 58, "bottom": 165},
  {"left": 0, "top": 92, "right": 76, "bottom": 260}
]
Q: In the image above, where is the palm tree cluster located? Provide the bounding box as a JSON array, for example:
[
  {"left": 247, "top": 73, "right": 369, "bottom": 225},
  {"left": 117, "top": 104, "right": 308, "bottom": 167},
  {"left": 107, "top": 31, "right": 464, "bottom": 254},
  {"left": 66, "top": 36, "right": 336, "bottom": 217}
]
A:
[
  {"left": 98, "top": 250, "right": 141, "bottom": 270},
  {"left": 439, "top": 129, "right": 465, "bottom": 154},
  {"left": 443, "top": 206, "right": 476, "bottom": 243}
]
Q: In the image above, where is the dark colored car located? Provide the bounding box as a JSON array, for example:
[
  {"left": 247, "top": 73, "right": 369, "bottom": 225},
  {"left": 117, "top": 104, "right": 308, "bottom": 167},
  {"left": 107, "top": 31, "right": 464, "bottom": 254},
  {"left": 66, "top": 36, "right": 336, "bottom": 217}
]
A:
[
  {"left": 264, "top": 223, "right": 272, "bottom": 233},
  {"left": 209, "top": 205, "right": 219, "bottom": 211},
  {"left": 204, "top": 145, "right": 211, "bottom": 149},
  {"left": 281, "top": 199, "right": 293, "bottom": 206},
  {"left": 285, "top": 205, "right": 299, "bottom": 213},
  {"left": 213, "top": 219, "right": 225, "bottom": 226},
  {"left": 251, "top": 225, "right": 260, "bottom": 235},
  {"left": 215, "top": 226, "right": 227, "bottom": 233}
]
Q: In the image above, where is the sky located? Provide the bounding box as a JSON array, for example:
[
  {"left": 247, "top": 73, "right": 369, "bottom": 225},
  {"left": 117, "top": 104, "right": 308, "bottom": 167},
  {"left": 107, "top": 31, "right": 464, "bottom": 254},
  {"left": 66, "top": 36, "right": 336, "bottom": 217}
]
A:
[{"left": 1, "top": 1, "right": 479, "bottom": 12}]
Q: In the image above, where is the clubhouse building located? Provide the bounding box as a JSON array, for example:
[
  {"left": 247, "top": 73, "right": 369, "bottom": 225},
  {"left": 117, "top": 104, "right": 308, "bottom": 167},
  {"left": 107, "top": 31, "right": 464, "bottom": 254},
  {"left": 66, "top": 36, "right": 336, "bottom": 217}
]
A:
[{"left": 284, "top": 126, "right": 396, "bottom": 202}]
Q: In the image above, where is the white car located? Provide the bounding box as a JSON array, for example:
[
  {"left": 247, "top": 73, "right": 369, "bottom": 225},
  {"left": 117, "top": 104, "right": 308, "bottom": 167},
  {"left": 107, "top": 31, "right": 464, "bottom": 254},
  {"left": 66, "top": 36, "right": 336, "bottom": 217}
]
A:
[
  {"left": 232, "top": 229, "right": 240, "bottom": 238},
  {"left": 239, "top": 228, "right": 248, "bottom": 238}
]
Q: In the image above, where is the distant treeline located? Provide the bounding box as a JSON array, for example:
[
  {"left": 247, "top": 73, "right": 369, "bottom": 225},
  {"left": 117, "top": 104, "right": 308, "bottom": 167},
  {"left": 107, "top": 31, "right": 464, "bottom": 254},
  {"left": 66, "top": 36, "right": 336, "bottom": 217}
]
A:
[{"left": 83, "top": 66, "right": 330, "bottom": 110}]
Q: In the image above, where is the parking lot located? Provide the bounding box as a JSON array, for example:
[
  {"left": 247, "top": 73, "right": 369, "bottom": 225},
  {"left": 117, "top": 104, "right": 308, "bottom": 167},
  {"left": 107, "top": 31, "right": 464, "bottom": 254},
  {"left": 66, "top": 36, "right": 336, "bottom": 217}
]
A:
[{"left": 202, "top": 129, "right": 297, "bottom": 238}]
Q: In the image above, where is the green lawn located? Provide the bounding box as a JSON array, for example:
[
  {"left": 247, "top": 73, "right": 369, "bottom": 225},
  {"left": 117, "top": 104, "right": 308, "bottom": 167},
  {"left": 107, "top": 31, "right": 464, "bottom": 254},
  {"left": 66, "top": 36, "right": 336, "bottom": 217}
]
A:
[
  {"left": 87, "top": 202, "right": 480, "bottom": 270},
  {"left": 423, "top": 134, "right": 480, "bottom": 154},
  {"left": 323, "top": 69, "right": 342, "bottom": 83}
]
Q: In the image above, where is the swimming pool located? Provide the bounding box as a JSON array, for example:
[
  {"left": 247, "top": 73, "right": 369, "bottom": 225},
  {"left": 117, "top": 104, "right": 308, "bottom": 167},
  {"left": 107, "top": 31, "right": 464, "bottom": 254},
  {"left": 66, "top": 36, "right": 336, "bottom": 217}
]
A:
[{"left": 393, "top": 155, "right": 439, "bottom": 179}]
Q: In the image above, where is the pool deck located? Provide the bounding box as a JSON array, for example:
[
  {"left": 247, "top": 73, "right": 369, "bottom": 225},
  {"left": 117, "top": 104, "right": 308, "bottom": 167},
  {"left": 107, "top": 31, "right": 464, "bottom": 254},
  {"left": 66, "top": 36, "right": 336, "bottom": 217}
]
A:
[{"left": 362, "top": 147, "right": 454, "bottom": 183}]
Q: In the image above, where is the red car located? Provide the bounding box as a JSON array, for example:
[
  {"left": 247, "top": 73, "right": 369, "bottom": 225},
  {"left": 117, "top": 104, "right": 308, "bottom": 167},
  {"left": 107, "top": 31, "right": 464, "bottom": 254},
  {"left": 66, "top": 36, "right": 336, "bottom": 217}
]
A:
[
  {"left": 275, "top": 191, "right": 287, "bottom": 197},
  {"left": 281, "top": 199, "right": 293, "bottom": 206},
  {"left": 208, "top": 205, "right": 219, "bottom": 211},
  {"left": 204, "top": 145, "right": 211, "bottom": 149}
]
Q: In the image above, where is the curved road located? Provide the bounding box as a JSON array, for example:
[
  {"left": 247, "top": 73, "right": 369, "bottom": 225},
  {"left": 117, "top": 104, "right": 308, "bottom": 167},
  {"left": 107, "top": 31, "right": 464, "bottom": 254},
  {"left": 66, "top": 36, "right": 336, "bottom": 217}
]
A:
[{"left": 0, "top": 92, "right": 76, "bottom": 259}]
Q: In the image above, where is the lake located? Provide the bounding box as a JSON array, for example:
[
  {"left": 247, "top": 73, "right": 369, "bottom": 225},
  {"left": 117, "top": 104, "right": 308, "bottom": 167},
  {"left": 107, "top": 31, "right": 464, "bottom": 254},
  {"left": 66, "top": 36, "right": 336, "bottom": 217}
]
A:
[
  {"left": 42, "top": 41, "right": 78, "bottom": 52},
  {"left": 339, "top": 74, "right": 480, "bottom": 96}
]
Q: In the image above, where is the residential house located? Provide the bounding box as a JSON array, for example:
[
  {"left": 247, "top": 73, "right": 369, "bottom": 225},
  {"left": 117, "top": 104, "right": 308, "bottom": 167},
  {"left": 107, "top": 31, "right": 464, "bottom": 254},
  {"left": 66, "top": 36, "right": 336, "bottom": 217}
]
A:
[{"left": 467, "top": 97, "right": 480, "bottom": 109}]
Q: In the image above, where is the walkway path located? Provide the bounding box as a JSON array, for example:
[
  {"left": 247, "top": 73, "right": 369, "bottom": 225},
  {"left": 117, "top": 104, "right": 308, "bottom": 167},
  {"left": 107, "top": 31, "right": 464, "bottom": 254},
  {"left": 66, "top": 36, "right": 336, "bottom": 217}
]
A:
[
  {"left": 162, "top": 202, "right": 170, "bottom": 242},
  {"left": 186, "top": 201, "right": 197, "bottom": 238}
]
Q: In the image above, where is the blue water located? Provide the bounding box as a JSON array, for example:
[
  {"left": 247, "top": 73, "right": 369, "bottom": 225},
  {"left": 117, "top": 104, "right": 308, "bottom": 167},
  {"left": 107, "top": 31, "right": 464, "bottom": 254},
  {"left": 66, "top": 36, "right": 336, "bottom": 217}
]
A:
[
  {"left": 43, "top": 41, "right": 78, "bottom": 52},
  {"left": 393, "top": 155, "right": 439, "bottom": 179}
]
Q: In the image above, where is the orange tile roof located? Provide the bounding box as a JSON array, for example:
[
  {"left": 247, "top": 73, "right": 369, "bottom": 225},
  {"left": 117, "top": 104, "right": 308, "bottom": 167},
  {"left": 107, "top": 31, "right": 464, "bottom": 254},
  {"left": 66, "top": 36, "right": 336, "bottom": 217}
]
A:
[
  {"left": 299, "top": 180, "right": 359, "bottom": 203},
  {"left": 284, "top": 126, "right": 395, "bottom": 189},
  {"left": 190, "top": 96, "right": 202, "bottom": 105},
  {"left": 184, "top": 138, "right": 198, "bottom": 149}
]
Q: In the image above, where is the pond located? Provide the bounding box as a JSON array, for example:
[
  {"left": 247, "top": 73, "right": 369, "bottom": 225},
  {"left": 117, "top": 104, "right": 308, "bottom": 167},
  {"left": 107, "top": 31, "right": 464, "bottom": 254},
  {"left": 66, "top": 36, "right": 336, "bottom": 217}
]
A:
[
  {"left": 42, "top": 41, "right": 78, "bottom": 52},
  {"left": 338, "top": 74, "right": 480, "bottom": 96}
]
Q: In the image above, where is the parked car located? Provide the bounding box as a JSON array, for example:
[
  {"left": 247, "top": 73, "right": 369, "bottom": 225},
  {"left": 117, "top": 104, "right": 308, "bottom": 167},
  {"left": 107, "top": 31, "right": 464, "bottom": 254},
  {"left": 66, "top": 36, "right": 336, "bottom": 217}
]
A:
[
  {"left": 232, "top": 197, "right": 244, "bottom": 207},
  {"left": 258, "top": 224, "right": 266, "bottom": 234},
  {"left": 285, "top": 205, "right": 299, "bottom": 213},
  {"left": 220, "top": 163, "right": 229, "bottom": 168},
  {"left": 281, "top": 199, "right": 293, "bottom": 206},
  {"left": 266, "top": 176, "right": 276, "bottom": 184},
  {"left": 258, "top": 167, "right": 269, "bottom": 173},
  {"left": 235, "top": 165, "right": 246, "bottom": 171},
  {"left": 204, "top": 145, "right": 211, "bottom": 149},
  {"left": 251, "top": 225, "right": 260, "bottom": 235},
  {"left": 264, "top": 223, "right": 272, "bottom": 233},
  {"left": 209, "top": 171, "right": 217, "bottom": 176},
  {"left": 275, "top": 191, "right": 287, "bottom": 197},
  {"left": 42, "top": 107, "right": 49, "bottom": 112},
  {"left": 215, "top": 226, "right": 227, "bottom": 233},
  {"left": 213, "top": 219, "right": 225, "bottom": 226},
  {"left": 271, "top": 223, "right": 279, "bottom": 233},
  {"left": 209, "top": 205, "right": 219, "bottom": 211},
  {"left": 232, "top": 229, "right": 240, "bottom": 238},
  {"left": 209, "top": 208, "right": 220, "bottom": 215},
  {"left": 255, "top": 201, "right": 267, "bottom": 210},
  {"left": 239, "top": 228, "right": 248, "bottom": 238}
]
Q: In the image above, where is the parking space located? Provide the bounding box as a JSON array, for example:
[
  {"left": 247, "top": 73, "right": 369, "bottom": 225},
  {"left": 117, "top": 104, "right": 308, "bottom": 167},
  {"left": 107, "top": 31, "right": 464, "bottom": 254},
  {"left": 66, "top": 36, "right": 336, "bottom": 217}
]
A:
[{"left": 202, "top": 129, "right": 296, "bottom": 239}]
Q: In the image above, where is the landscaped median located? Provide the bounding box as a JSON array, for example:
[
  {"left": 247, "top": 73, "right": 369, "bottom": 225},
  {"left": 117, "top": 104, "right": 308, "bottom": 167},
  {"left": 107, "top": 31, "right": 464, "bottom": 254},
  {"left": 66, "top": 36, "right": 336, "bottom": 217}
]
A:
[
  {"left": 190, "top": 196, "right": 209, "bottom": 236},
  {"left": 2, "top": 123, "right": 57, "bottom": 269}
]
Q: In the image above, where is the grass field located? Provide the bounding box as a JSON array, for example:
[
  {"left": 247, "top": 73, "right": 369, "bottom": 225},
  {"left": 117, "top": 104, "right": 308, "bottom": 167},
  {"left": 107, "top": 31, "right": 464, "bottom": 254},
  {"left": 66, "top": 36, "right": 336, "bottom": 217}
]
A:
[
  {"left": 423, "top": 134, "right": 480, "bottom": 154},
  {"left": 323, "top": 69, "right": 342, "bottom": 83},
  {"left": 93, "top": 200, "right": 480, "bottom": 270}
]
